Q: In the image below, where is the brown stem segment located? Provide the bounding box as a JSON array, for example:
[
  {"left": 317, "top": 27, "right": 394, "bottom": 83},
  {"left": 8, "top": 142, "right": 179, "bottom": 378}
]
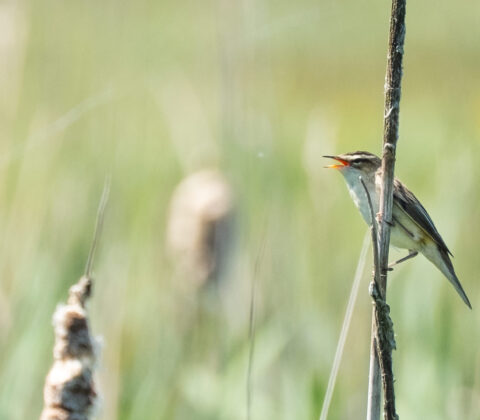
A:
[{"left": 368, "top": 0, "right": 406, "bottom": 419}]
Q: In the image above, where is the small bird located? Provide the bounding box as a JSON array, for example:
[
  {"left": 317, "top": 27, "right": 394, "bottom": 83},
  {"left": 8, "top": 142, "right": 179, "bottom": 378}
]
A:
[{"left": 324, "top": 151, "right": 471, "bottom": 308}]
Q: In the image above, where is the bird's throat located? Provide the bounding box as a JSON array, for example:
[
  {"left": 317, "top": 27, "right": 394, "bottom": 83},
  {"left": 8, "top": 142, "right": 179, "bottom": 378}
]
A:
[{"left": 341, "top": 170, "right": 378, "bottom": 227}]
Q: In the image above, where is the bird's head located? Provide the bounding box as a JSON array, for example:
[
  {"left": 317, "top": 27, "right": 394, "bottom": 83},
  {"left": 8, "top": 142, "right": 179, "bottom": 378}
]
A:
[{"left": 323, "top": 151, "right": 381, "bottom": 175}]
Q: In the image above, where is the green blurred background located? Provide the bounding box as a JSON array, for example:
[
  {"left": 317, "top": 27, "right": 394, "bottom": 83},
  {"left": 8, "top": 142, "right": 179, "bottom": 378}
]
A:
[{"left": 1, "top": 0, "right": 480, "bottom": 418}]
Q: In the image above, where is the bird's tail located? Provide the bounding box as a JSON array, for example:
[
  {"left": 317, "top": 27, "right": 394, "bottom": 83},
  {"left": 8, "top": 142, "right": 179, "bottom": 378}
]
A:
[{"left": 423, "top": 244, "right": 472, "bottom": 309}]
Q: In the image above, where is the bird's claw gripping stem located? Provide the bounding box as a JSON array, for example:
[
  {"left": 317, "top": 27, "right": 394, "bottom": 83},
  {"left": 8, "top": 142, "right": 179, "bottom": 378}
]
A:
[{"left": 375, "top": 212, "right": 394, "bottom": 226}]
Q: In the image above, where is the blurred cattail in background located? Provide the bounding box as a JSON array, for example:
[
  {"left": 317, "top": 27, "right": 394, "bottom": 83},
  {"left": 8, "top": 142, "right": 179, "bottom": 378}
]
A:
[
  {"left": 166, "top": 169, "right": 235, "bottom": 293},
  {"left": 163, "top": 169, "right": 237, "bottom": 411}
]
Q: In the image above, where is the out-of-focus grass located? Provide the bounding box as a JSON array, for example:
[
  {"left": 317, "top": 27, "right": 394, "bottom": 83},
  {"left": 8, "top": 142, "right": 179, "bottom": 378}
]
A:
[{"left": 0, "top": 1, "right": 479, "bottom": 419}]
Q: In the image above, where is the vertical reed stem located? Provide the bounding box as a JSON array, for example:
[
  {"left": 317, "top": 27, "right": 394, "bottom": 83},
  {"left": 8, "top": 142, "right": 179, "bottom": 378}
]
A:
[{"left": 367, "top": 0, "right": 406, "bottom": 419}]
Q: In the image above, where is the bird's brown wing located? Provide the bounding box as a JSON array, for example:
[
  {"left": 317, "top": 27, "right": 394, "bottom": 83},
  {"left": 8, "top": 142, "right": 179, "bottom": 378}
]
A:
[{"left": 393, "top": 178, "right": 453, "bottom": 256}]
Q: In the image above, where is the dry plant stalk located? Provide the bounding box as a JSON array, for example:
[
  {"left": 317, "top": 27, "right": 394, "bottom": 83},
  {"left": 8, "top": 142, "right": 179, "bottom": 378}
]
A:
[
  {"left": 367, "top": 0, "right": 406, "bottom": 419},
  {"left": 40, "top": 179, "right": 110, "bottom": 420},
  {"left": 362, "top": 179, "right": 397, "bottom": 420}
]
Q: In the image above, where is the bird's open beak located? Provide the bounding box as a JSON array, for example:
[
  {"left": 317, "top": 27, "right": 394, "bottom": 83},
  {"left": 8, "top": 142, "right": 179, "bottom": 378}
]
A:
[{"left": 323, "top": 155, "right": 350, "bottom": 169}]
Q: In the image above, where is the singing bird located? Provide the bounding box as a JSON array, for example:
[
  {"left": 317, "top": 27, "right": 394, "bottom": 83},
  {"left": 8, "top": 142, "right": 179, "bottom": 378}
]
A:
[{"left": 324, "top": 151, "right": 471, "bottom": 309}]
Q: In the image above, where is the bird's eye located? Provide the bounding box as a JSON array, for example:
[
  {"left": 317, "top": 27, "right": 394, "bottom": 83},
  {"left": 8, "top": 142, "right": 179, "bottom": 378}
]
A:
[{"left": 352, "top": 158, "right": 368, "bottom": 167}]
